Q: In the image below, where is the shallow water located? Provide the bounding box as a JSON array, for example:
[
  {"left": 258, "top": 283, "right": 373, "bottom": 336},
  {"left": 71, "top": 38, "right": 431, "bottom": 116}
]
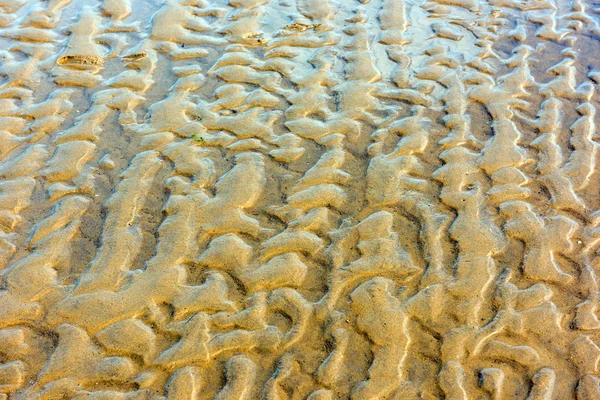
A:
[{"left": 1, "top": 0, "right": 600, "bottom": 398}]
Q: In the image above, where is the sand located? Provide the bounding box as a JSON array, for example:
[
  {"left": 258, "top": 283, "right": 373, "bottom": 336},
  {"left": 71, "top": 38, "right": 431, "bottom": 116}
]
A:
[{"left": 0, "top": 0, "right": 599, "bottom": 398}]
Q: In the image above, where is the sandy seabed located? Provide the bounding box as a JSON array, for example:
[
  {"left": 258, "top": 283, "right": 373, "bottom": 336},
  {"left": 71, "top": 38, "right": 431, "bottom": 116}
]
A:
[{"left": 1, "top": 0, "right": 600, "bottom": 398}]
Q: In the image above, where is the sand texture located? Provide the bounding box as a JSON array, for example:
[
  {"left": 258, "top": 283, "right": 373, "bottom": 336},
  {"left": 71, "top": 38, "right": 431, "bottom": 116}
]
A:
[{"left": 1, "top": 0, "right": 600, "bottom": 398}]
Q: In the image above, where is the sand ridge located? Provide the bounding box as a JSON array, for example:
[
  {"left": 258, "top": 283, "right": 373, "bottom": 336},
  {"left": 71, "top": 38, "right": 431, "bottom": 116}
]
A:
[{"left": 0, "top": 0, "right": 600, "bottom": 398}]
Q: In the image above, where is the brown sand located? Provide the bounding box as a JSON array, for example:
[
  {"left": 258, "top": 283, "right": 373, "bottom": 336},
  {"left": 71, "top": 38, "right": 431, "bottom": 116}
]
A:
[{"left": 0, "top": 0, "right": 600, "bottom": 398}]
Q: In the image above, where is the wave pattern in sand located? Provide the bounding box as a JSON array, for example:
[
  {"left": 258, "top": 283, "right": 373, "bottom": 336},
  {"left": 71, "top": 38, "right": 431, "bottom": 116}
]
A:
[{"left": 1, "top": 0, "right": 600, "bottom": 398}]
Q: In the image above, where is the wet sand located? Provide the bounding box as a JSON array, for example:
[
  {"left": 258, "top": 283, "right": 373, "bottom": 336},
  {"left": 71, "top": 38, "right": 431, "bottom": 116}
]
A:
[{"left": 1, "top": 0, "right": 600, "bottom": 398}]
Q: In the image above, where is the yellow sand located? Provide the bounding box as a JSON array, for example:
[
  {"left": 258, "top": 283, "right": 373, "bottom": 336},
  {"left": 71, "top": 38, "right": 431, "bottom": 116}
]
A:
[{"left": 0, "top": 0, "right": 599, "bottom": 398}]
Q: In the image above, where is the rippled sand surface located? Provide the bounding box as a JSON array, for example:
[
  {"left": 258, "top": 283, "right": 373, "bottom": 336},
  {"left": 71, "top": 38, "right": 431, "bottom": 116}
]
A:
[{"left": 1, "top": 0, "right": 600, "bottom": 398}]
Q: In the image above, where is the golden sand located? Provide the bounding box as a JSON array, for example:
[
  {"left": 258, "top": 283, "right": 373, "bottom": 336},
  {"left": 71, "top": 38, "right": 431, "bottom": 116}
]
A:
[{"left": 0, "top": 0, "right": 600, "bottom": 398}]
